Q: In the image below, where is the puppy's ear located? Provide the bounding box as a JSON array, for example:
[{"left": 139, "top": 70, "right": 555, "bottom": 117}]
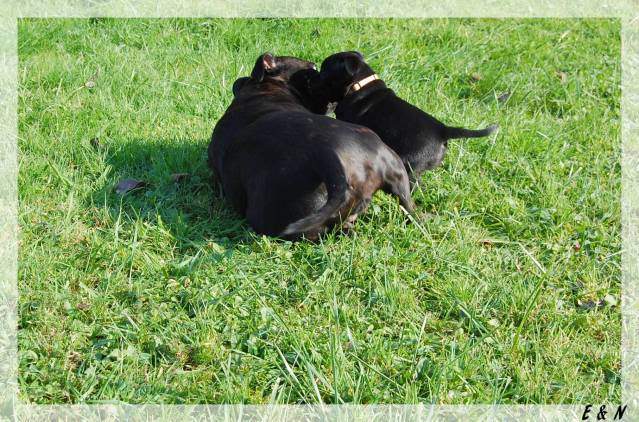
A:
[
  {"left": 251, "top": 53, "right": 277, "bottom": 82},
  {"left": 343, "top": 55, "right": 361, "bottom": 76}
]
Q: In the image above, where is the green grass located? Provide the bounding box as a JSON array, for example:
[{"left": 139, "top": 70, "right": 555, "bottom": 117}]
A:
[{"left": 17, "top": 18, "right": 621, "bottom": 404}]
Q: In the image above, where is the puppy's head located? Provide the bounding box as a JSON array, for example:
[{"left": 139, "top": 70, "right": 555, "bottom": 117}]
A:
[
  {"left": 250, "top": 53, "right": 316, "bottom": 83},
  {"left": 315, "top": 51, "right": 374, "bottom": 102}
]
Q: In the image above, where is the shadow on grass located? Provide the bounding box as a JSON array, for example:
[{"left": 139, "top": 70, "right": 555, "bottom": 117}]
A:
[{"left": 90, "top": 137, "right": 254, "bottom": 256}]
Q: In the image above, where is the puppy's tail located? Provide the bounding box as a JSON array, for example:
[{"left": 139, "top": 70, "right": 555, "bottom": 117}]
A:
[
  {"left": 445, "top": 124, "right": 499, "bottom": 140},
  {"left": 280, "top": 154, "right": 349, "bottom": 238}
]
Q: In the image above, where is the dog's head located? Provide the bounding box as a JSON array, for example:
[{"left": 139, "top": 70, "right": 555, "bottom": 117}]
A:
[
  {"left": 288, "top": 67, "right": 331, "bottom": 115},
  {"left": 250, "top": 53, "right": 316, "bottom": 83},
  {"left": 235, "top": 53, "right": 329, "bottom": 114},
  {"left": 315, "top": 51, "right": 375, "bottom": 102}
]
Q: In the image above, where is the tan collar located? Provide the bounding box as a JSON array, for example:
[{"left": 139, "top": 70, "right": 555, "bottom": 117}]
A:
[{"left": 351, "top": 74, "right": 379, "bottom": 92}]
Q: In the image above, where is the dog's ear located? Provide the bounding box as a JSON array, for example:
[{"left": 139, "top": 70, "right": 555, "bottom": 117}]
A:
[
  {"left": 251, "top": 53, "right": 277, "bottom": 82},
  {"left": 343, "top": 55, "right": 361, "bottom": 76},
  {"left": 232, "top": 76, "right": 250, "bottom": 96}
]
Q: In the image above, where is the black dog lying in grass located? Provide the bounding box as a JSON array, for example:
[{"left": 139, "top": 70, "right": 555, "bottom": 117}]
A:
[
  {"left": 208, "top": 53, "right": 415, "bottom": 240},
  {"left": 314, "top": 51, "right": 498, "bottom": 177}
]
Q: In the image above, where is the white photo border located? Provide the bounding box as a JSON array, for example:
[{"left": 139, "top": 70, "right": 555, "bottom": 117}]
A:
[{"left": 1, "top": 1, "right": 636, "bottom": 420}]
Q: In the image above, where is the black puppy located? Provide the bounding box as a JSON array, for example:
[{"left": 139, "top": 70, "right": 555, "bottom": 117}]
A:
[
  {"left": 315, "top": 51, "right": 498, "bottom": 176},
  {"left": 208, "top": 53, "right": 415, "bottom": 240}
]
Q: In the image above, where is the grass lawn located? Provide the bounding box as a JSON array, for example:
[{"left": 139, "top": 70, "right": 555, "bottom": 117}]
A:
[{"left": 17, "top": 18, "right": 621, "bottom": 404}]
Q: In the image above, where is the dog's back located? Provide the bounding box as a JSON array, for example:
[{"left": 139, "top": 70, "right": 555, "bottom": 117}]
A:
[{"left": 223, "top": 111, "right": 414, "bottom": 239}]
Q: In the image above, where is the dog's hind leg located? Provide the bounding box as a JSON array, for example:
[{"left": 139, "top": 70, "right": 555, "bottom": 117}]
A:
[
  {"left": 280, "top": 151, "right": 350, "bottom": 238},
  {"left": 382, "top": 168, "right": 415, "bottom": 215}
]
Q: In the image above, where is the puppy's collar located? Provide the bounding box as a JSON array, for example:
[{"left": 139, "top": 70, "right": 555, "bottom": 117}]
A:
[{"left": 351, "top": 74, "right": 379, "bottom": 92}]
